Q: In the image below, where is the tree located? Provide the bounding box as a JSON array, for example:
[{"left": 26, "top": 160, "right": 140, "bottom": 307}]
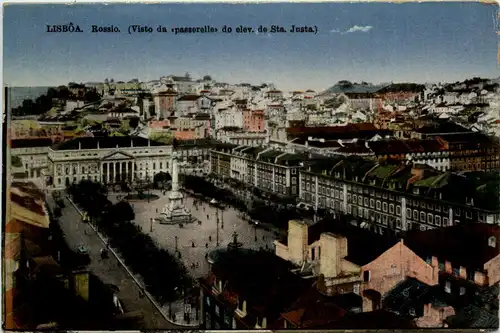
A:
[
  {"left": 184, "top": 72, "right": 191, "bottom": 80},
  {"left": 153, "top": 172, "right": 171, "bottom": 189},
  {"left": 128, "top": 117, "right": 140, "bottom": 129},
  {"left": 203, "top": 75, "right": 212, "bottom": 81},
  {"left": 111, "top": 201, "right": 135, "bottom": 222},
  {"left": 338, "top": 80, "right": 354, "bottom": 90},
  {"left": 84, "top": 89, "right": 101, "bottom": 102},
  {"left": 11, "top": 155, "right": 22, "bottom": 168}
]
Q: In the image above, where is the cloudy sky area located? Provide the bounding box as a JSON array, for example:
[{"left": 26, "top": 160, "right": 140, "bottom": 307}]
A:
[{"left": 4, "top": 3, "right": 499, "bottom": 91}]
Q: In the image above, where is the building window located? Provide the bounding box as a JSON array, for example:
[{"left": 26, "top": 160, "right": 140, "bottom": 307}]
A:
[
  {"left": 376, "top": 201, "right": 381, "bottom": 210},
  {"left": 488, "top": 236, "right": 496, "bottom": 248},
  {"left": 364, "top": 198, "right": 369, "bottom": 206},
  {"left": 466, "top": 211, "right": 472, "bottom": 219},
  {"left": 391, "top": 264, "right": 397, "bottom": 275},
  {"left": 396, "top": 205, "right": 401, "bottom": 215},
  {"left": 460, "top": 287, "right": 466, "bottom": 296},
  {"left": 413, "top": 210, "right": 418, "bottom": 220},
  {"left": 353, "top": 284, "right": 360, "bottom": 295},
  {"left": 445, "top": 281, "right": 451, "bottom": 293},
  {"left": 311, "top": 248, "right": 316, "bottom": 261},
  {"left": 363, "top": 270, "right": 370, "bottom": 282},
  {"left": 370, "top": 199, "right": 374, "bottom": 208},
  {"left": 467, "top": 269, "right": 475, "bottom": 281},
  {"left": 383, "top": 202, "right": 388, "bottom": 212},
  {"left": 420, "top": 212, "right": 426, "bottom": 222},
  {"left": 389, "top": 204, "right": 394, "bottom": 214},
  {"left": 435, "top": 216, "right": 441, "bottom": 226},
  {"left": 428, "top": 213, "right": 434, "bottom": 224},
  {"left": 396, "top": 218, "right": 402, "bottom": 229},
  {"left": 443, "top": 217, "right": 449, "bottom": 226}
]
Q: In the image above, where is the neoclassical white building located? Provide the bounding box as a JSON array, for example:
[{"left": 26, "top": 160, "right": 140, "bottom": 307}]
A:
[{"left": 47, "top": 136, "right": 173, "bottom": 189}]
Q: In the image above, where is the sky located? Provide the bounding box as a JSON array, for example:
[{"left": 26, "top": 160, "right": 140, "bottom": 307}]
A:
[{"left": 3, "top": 3, "right": 500, "bottom": 91}]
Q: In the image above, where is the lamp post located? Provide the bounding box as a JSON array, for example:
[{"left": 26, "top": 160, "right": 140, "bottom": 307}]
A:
[
  {"left": 150, "top": 217, "right": 153, "bottom": 232},
  {"left": 175, "top": 236, "right": 179, "bottom": 252},
  {"left": 220, "top": 208, "right": 224, "bottom": 230},
  {"left": 216, "top": 208, "right": 220, "bottom": 247}
]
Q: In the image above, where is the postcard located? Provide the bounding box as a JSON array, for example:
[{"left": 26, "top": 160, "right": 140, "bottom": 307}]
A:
[{"left": 3, "top": 2, "right": 500, "bottom": 331}]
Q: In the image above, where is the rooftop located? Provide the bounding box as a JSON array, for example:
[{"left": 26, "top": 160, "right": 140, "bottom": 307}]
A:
[
  {"left": 51, "top": 136, "right": 168, "bottom": 150},
  {"left": 10, "top": 138, "right": 54, "bottom": 149},
  {"left": 209, "top": 249, "right": 311, "bottom": 317},
  {"left": 404, "top": 224, "right": 500, "bottom": 269}
]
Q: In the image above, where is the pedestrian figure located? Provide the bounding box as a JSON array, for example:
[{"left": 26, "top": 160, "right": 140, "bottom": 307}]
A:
[
  {"left": 207, "top": 214, "right": 209, "bottom": 220},
  {"left": 205, "top": 243, "right": 208, "bottom": 248},
  {"left": 205, "top": 253, "right": 208, "bottom": 259},
  {"left": 196, "top": 262, "right": 199, "bottom": 268},
  {"left": 192, "top": 241, "right": 195, "bottom": 247},
  {"left": 209, "top": 235, "right": 212, "bottom": 242}
]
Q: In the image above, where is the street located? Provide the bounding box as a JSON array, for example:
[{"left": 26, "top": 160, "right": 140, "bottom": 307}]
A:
[{"left": 47, "top": 194, "right": 182, "bottom": 330}]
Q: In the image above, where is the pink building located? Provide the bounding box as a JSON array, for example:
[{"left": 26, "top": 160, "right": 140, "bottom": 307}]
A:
[
  {"left": 243, "top": 109, "right": 265, "bottom": 132},
  {"left": 148, "top": 120, "right": 170, "bottom": 129}
]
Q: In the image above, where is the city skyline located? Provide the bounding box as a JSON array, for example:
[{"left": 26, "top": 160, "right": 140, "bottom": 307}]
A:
[{"left": 4, "top": 3, "right": 500, "bottom": 91}]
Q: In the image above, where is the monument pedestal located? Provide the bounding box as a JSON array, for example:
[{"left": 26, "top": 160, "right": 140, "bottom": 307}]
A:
[{"left": 156, "top": 155, "right": 194, "bottom": 225}]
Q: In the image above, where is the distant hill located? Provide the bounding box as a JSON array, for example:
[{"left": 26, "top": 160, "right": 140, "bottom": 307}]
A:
[
  {"left": 377, "top": 83, "right": 425, "bottom": 93},
  {"left": 324, "top": 81, "right": 387, "bottom": 94}
]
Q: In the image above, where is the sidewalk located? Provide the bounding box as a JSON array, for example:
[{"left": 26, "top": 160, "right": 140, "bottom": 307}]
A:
[{"left": 162, "top": 299, "right": 201, "bottom": 327}]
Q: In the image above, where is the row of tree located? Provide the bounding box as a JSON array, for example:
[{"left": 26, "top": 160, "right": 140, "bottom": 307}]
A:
[
  {"left": 67, "top": 180, "right": 192, "bottom": 303},
  {"left": 183, "top": 175, "right": 318, "bottom": 230}
]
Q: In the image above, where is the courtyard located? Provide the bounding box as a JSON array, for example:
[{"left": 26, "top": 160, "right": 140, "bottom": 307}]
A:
[{"left": 108, "top": 189, "right": 276, "bottom": 280}]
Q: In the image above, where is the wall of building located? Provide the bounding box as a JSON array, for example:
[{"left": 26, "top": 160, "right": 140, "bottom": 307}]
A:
[
  {"left": 360, "top": 241, "right": 438, "bottom": 311},
  {"left": 484, "top": 254, "right": 500, "bottom": 286}
]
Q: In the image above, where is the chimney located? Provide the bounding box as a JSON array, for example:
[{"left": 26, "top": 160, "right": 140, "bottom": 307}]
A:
[
  {"left": 97, "top": 140, "right": 100, "bottom": 149},
  {"left": 79, "top": 141, "right": 81, "bottom": 150},
  {"left": 319, "top": 233, "right": 348, "bottom": 278},
  {"left": 287, "top": 220, "right": 309, "bottom": 266}
]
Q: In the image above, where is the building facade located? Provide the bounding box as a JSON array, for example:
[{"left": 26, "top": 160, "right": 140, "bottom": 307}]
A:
[
  {"left": 299, "top": 159, "right": 500, "bottom": 236},
  {"left": 210, "top": 145, "right": 304, "bottom": 197},
  {"left": 47, "top": 136, "right": 173, "bottom": 189},
  {"left": 10, "top": 139, "right": 53, "bottom": 181}
]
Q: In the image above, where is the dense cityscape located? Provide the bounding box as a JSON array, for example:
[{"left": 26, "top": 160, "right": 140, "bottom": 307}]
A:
[{"left": 5, "top": 74, "right": 500, "bottom": 329}]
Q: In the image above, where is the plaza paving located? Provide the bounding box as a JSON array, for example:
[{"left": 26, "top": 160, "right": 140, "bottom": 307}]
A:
[{"left": 109, "top": 189, "right": 277, "bottom": 279}]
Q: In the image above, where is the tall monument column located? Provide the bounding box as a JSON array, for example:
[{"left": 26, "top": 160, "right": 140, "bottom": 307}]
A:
[{"left": 157, "top": 152, "right": 192, "bottom": 224}]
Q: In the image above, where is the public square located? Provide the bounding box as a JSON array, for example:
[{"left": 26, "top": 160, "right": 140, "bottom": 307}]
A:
[{"left": 109, "top": 189, "right": 276, "bottom": 279}]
